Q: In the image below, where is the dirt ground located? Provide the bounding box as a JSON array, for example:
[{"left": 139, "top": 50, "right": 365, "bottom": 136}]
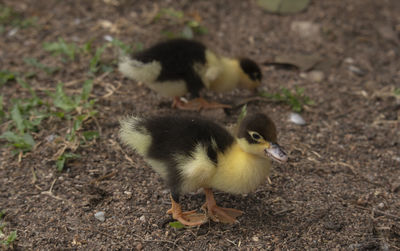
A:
[{"left": 1, "top": 0, "right": 400, "bottom": 250}]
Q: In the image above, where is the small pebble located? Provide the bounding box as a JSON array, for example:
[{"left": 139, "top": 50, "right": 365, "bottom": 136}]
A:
[
  {"left": 348, "top": 65, "right": 366, "bottom": 76},
  {"left": 104, "top": 35, "right": 113, "bottom": 42},
  {"left": 252, "top": 236, "right": 259, "bottom": 242},
  {"left": 46, "top": 134, "right": 56, "bottom": 142},
  {"left": 344, "top": 57, "right": 355, "bottom": 64},
  {"left": 378, "top": 202, "right": 385, "bottom": 209},
  {"left": 8, "top": 28, "right": 18, "bottom": 37},
  {"left": 307, "top": 70, "right": 325, "bottom": 83},
  {"left": 94, "top": 211, "right": 105, "bottom": 222},
  {"left": 290, "top": 21, "right": 321, "bottom": 40},
  {"left": 289, "top": 113, "right": 306, "bottom": 125},
  {"left": 139, "top": 215, "right": 146, "bottom": 222}
]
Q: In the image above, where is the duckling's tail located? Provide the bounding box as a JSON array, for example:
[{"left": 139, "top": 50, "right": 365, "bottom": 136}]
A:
[
  {"left": 118, "top": 55, "right": 161, "bottom": 84},
  {"left": 119, "top": 116, "right": 151, "bottom": 156}
]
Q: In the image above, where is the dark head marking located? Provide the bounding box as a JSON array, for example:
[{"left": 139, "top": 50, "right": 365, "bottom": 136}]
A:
[
  {"left": 237, "top": 113, "right": 277, "bottom": 144},
  {"left": 239, "top": 58, "right": 262, "bottom": 81}
]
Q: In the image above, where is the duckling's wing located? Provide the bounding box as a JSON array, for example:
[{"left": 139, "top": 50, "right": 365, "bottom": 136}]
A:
[
  {"left": 142, "top": 116, "right": 234, "bottom": 163},
  {"left": 134, "top": 39, "right": 207, "bottom": 81}
]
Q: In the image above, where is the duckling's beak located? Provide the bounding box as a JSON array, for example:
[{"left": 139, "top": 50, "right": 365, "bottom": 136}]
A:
[{"left": 265, "top": 143, "right": 288, "bottom": 163}]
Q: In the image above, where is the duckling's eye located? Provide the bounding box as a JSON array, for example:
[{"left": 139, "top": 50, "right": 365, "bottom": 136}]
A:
[{"left": 249, "top": 131, "right": 263, "bottom": 141}]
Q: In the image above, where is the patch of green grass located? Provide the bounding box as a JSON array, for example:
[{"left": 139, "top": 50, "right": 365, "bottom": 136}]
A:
[
  {"left": 155, "top": 7, "right": 208, "bottom": 39},
  {"left": 23, "top": 58, "right": 58, "bottom": 75},
  {"left": 0, "top": 210, "right": 17, "bottom": 248},
  {"left": 182, "top": 20, "right": 208, "bottom": 38},
  {"left": 0, "top": 5, "right": 14, "bottom": 24},
  {"left": 82, "top": 130, "right": 99, "bottom": 141},
  {"left": 89, "top": 44, "right": 109, "bottom": 74},
  {"left": 0, "top": 4, "right": 37, "bottom": 29},
  {"left": 394, "top": 88, "right": 400, "bottom": 96},
  {"left": 56, "top": 152, "right": 80, "bottom": 171},
  {"left": 1, "top": 77, "right": 98, "bottom": 168},
  {"left": 43, "top": 38, "right": 79, "bottom": 61},
  {"left": 0, "top": 131, "right": 35, "bottom": 154},
  {"left": 0, "top": 70, "right": 16, "bottom": 87},
  {"left": 47, "top": 80, "right": 98, "bottom": 170},
  {"left": 169, "top": 221, "right": 185, "bottom": 229},
  {"left": 238, "top": 104, "right": 247, "bottom": 123},
  {"left": 260, "top": 87, "right": 314, "bottom": 112},
  {"left": 0, "top": 79, "right": 46, "bottom": 154},
  {"left": 0, "top": 96, "right": 4, "bottom": 121},
  {"left": 111, "top": 38, "right": 143, "bottom": 56},
  {"left": 89, "top": 39, "right": 143, "bottom": 74},
  {"left": 50, "top": 80, "right": 94, "bottom": 113},
  {"left": 154, "top": 8, "right": 184, "bottom": 21},
  {"left": 1, "top": 231, "right": 17, "bottom": 247},
  {"left": 2, "top": 39, "right": 115, "bottom": 169}
]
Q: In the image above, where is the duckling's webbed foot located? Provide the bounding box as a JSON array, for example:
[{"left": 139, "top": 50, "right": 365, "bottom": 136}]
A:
[
  {"left": 202, "top": 188, "right": 243, "bottom": 224},
  {"left": 167, "top": 194, "right": 207, "bottom": 226},
  {"left": 172, "top": 97, "right": 231, "bottom": 111}
]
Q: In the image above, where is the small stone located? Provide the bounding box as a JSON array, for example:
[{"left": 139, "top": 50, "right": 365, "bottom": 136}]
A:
[
  {"left": 307, "top": 70, "right": 325, "bottom": 83},
  {"left": 46, "top": 134, "right": 56, "bottom": 142},
  {"left": 348, "top": 65, "right": 366, "bottom": 76},
  {"left": 8, "top": 28, "right": 18, "bottom": 37},
  {"left": 377, "top": 202, "right": 385, "bottom": 209},
  {"left": 104, "top": 35, "right": 113, "bottom": 42},
  {"left": 290, "top": 21, "right": 321, "bottom": 40},
  {"left": 139, "top": 215, "right": 146, "bottom": 222},
  {"left": 124, "top": 191, "right": 132, "bottom": 195},
  {"left": 94, "top": 211, "right": 105, "bottom": 222},
  {"left": 252, "top": 236, "right": 259, "bottom": 242},
  {"left": 289, "top": 113, "right": 306, "bottom": 125},
  {"left": 299, "top": 72, "right": 308, "bottom": 79},
  {"left": 344, "top": 57, "right": 355, "bottom": 64}
]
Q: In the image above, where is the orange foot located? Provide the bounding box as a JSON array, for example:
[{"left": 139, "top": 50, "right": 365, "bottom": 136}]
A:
[
  {"left": 202, "top": 188, "right": 243, "bottom": 224},
  {"left": 167, "top": 195, "right": 207, "bottom": 226},
  {"left": 172, "top": 97, "right": 231, "bottom": 111}
]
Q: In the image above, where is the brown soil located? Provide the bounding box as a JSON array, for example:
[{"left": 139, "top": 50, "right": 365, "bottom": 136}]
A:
[{"left": 1, "top": 0, "right": 400, "bottom": 250}]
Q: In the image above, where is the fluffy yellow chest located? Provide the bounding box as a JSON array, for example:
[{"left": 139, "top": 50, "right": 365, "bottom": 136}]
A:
[{"left": 208, "top": 144, "right": 271, "bottom": 194}]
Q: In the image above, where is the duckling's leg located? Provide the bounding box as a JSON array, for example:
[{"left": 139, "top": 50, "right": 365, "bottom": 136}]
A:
[
  {"left": 166, "top": 194, "right": 207, "bottom": 226},
  {"left": 202, "top": 188, "right": 243, "bottom": 224},
  {"left": 172, "top": 97, "right": 231, "bottom": 111}
]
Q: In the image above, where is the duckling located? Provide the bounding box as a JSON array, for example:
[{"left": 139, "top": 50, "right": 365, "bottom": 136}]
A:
[
  {"left": 118, "top": 38, "right": 262, "bottom": 110},
  {"left": 119, "top": 113, "right": 287, "bottom": 226}
]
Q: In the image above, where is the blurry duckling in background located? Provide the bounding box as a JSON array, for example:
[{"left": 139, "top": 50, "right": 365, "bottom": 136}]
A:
[
  {"left": 118, "top": 38, "right": 262, "bottom": 110},
  {"left": 119, "top": 113, "right": 287, "bottom": 226}
]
